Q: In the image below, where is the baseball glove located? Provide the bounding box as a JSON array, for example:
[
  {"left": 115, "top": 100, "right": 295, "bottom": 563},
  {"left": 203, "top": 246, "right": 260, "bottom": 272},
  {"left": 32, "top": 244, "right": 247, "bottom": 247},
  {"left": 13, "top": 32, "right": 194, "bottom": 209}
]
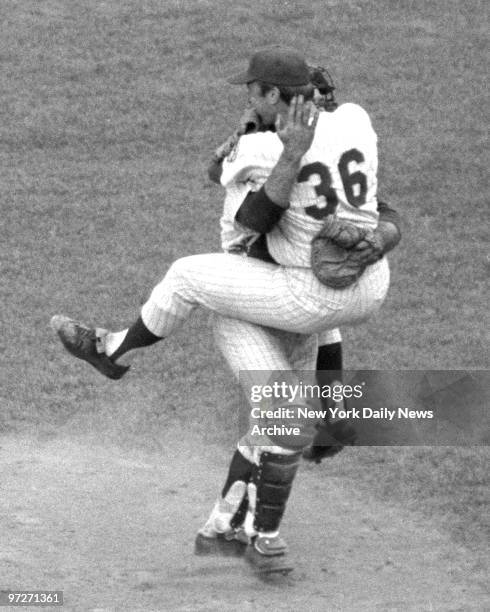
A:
[
  {"left": 212, "top": 107, "right": 263, "bottom": 163},
  {"left": 311, "top": 215, "right": 383, "bottom": 289},
  {"left": 308, "top": 64, "right": 337, "bottom": 111}
]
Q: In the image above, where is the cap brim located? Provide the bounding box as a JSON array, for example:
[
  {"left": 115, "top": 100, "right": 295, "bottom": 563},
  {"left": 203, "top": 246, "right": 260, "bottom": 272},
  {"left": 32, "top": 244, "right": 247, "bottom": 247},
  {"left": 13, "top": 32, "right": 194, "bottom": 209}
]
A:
[{"left": 227, "top": 70, "right": 252, "bottom": 85}]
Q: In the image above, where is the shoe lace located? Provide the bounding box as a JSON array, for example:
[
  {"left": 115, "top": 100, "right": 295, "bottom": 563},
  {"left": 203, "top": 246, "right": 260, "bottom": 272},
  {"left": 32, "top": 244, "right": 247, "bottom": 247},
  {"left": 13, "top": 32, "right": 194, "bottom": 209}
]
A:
[{"left": 73, "top": 324, "right": 96, "bottom": 350}]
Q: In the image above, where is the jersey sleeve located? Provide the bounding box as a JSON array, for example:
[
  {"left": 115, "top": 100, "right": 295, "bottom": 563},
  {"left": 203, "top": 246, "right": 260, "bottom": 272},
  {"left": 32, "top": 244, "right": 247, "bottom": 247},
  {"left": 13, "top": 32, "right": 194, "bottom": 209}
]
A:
[{"left": 220, "top": 132, "right": 283, "bottom": 188}]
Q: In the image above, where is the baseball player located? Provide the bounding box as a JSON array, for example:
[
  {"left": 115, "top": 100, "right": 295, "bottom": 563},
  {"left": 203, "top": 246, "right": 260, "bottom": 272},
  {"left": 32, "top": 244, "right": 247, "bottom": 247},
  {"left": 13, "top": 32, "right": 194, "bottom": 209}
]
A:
[
  {"left": 208, "top": 68, "right": 401, "bottom": 463},
  {"left": 51, "top": 48, "right": 394, "bottom": 574}
]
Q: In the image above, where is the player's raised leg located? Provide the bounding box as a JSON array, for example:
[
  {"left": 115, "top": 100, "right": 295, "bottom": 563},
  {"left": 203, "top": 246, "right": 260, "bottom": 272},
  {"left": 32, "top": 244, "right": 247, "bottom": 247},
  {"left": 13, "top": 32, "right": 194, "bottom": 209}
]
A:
[
  {"left": 141, "top": 253, "right": 389, "bottom": 336},
  {"left": 51, "top": 251, "right": 388, "bottom": 378}
]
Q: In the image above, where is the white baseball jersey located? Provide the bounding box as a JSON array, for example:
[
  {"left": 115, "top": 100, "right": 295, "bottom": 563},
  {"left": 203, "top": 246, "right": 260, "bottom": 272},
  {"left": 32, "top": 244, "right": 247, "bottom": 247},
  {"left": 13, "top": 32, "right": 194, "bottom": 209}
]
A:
[
  {"left": 221, "top": 103, "right": 379, "bottom": 267},
  {"left": 217, "top": 132, "right": 328, "bottom": 382},
  {"left": 218, "top": 131, "right": 342, "bottom": 348},
  {"left": 219, "top": 130, "right": 281, "bottom": 253}
]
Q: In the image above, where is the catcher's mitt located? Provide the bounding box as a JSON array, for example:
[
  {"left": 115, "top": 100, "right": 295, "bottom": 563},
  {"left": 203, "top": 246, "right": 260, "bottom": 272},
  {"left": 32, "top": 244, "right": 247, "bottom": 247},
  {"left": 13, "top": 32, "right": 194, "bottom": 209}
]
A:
[
  {"left": 308, "top": 64, "right": 337, "bottom": 111},
  {"left": 311, "top": 215, "right": 383, "bottom": 289}
]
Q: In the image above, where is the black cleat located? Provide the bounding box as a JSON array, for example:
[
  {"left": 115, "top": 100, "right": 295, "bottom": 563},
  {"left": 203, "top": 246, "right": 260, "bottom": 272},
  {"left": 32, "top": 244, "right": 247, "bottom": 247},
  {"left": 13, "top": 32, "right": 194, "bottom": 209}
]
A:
[
  {"left": 50, "top": 315, "right": 129, "bottom": 380},
  {"left": 244, "top": 535, "right": 294, "bottom": 576}
]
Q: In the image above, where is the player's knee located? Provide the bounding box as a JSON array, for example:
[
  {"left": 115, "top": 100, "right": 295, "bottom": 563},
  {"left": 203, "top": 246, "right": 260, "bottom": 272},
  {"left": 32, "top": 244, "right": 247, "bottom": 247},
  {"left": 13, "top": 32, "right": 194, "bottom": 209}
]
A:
[{"left": 165, "top": 256, "right": 190, "bottom": 280}]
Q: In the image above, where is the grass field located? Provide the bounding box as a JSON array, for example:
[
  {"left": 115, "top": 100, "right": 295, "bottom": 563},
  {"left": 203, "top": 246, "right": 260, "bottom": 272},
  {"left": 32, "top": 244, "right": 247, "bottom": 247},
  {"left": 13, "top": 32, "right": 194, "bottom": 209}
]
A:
[{"left": 1, "top": 0, "right": 488, "bottom": 607}]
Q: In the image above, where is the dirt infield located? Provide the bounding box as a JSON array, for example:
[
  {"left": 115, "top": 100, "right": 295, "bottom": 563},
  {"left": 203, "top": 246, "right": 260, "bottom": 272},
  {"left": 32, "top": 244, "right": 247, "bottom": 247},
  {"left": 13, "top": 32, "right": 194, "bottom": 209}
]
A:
[{"left": 1, "top": 435, "right": 487, "bottom": 612}]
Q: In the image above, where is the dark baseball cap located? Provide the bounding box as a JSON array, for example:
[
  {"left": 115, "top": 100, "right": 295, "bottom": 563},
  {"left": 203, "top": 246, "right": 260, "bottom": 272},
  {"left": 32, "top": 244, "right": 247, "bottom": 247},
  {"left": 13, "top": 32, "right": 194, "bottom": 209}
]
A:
[{"left": 227, "top": 47, "right": 310, "bottom": 86}]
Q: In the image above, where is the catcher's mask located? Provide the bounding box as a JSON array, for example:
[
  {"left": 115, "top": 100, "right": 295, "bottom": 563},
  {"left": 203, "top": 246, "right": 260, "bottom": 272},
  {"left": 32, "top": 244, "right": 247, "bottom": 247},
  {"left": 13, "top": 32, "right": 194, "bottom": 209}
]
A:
[{"left": 309, "top": 64, "right": 337, "bottom": 111}]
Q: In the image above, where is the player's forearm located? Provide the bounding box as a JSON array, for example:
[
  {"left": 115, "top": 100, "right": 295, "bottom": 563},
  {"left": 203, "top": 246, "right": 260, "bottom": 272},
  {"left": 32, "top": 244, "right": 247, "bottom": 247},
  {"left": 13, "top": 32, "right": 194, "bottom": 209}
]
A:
[
  {"left": 263, "top": 96, "right": 318, "bottom": 206},
  {"left": 263, "top": 151, "right": 303, "bottom": 209}
]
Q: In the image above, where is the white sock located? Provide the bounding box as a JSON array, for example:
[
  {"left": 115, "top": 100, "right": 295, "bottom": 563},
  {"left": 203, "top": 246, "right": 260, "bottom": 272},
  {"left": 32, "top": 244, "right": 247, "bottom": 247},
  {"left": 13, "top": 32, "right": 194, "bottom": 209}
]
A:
[{"left": 104, "top": 329, "right": 128, "bottom": 357}]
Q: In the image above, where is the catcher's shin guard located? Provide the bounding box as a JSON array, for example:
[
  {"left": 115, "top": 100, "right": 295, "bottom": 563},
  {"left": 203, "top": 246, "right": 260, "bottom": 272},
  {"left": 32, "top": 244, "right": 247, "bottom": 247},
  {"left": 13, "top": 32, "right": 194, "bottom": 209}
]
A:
[
  {"left": 242, "top": 451, "right": 300, "bottom": 575},
  {"left": 245, "top": 451, "right": 301, "bottom": 536}
]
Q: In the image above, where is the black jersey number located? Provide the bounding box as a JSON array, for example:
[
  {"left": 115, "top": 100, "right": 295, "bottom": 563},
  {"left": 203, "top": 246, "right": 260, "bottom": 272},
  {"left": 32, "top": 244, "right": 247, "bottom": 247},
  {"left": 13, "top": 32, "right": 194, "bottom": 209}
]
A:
[
  {"left": 299, "top": 148, "right": 368, "bottom": 219},
  {"left": 297, "top": 162, "right": 338, "bottom": 219}
]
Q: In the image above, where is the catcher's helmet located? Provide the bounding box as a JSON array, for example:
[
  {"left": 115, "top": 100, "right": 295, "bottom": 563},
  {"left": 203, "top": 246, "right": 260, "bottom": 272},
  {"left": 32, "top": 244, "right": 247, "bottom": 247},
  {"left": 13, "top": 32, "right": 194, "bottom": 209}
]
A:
[{"left": 308, "top": 64, "right": 337, "bottom": 111}]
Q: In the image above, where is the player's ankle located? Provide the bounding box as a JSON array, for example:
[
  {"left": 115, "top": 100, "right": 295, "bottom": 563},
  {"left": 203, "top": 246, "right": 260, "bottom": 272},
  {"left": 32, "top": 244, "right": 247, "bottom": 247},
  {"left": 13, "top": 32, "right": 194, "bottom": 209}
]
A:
[{"left": 103, "top": 329, "right": 127, "bottom": 360}]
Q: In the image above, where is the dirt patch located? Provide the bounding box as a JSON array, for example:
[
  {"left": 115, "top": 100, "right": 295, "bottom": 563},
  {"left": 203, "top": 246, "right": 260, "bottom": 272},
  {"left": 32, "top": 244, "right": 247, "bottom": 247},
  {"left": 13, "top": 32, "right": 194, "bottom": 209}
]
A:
[{"left": 0, "top": 435, "right": 487, "bottom": 611}]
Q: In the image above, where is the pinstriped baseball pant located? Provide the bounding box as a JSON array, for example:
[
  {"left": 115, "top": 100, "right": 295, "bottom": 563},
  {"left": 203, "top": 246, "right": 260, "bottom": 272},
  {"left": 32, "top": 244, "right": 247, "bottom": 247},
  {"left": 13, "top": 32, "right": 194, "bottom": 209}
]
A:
[
  {"left": 213, "top": 315, "right": 320, "bottom": 457},
  {"left": 141, "top": 252, "right": 389, "bottom": 339},
  {"left": 140, "top": 252, "right": 389, "bottom": 451}
]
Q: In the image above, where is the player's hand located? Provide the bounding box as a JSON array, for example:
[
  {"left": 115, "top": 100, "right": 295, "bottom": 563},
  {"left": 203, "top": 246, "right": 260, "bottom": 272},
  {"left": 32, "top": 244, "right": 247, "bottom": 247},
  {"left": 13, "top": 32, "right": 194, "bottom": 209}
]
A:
[
  {"left": 236, "top": 105, "right": 261, "bottom": 135},
  {"left": 276, "top": 95, "right": 318, "bottom": 159},
  {"left": 213, "top": 133, "right": 241, "bottom": 162},
  {"left": 350, "top": 229, "right": 384, "bottom": 265},
  {"left": 212, "top": 107, "right": 263, "bottom": 163}
]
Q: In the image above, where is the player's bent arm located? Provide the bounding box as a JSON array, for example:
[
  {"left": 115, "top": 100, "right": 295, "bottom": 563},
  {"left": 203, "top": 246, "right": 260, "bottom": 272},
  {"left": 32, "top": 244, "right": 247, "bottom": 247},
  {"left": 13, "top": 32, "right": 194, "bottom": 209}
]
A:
[
  {"left": 235, "top": 98, "right": 317, "bottom": 232},
  {"left": 233, "top": 147, "right": 304, "bottom": 233},
  {"left": 377, "top": 200, "right": 402, "bottom": 254},
  {"left": 234, "top": 145, "right": 302, "bottom": 232},
  {"left": 208, "top": 108, "right": 264, "bottom": 185},
  {"left": 347, "top": 199, "right": 401, "bottom": 265},
  {"left": 235, "top": 186, "right": 287, "bottom": 234}
]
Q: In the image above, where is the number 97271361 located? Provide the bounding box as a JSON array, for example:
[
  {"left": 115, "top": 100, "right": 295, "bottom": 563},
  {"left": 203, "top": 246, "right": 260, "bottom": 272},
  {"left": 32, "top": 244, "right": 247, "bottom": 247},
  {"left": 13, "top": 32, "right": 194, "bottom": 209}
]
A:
[{"left": 0, "top": 591, "right": 63, "bottom": 606}]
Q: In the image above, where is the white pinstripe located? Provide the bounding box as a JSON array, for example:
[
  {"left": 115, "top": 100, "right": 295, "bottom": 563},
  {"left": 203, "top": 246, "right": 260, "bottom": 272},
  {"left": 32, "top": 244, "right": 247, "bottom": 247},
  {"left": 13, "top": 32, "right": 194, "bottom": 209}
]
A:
[
  {"left": 140, "top": 252, "right": 389, "bottom": 338},
  {"left": 141, "top": 105, "right": 386, "bottom": 453},
  {"left": 213, "top": 316, "right": 318, "bottom": 377},
  {"left": 317, "top": 327, "right": 342, "bottom": 345},
  {"left": 213, "top": 315, "right": 318, "bottom": 457},
  {"left": 218, "top": 133, "right": 343, "bottom": 367},
  {"left": 140, "top": 252, "right": 388, "bottom": 454}
]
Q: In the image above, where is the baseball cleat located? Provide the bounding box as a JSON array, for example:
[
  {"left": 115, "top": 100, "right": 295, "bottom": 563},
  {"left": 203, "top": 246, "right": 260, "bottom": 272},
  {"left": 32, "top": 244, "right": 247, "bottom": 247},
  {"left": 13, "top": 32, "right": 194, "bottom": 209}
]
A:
[
  {"left": 244, "top": 535, "right": 294, "bottom": 576},
  {"left": 50, "top": 315, "right": 129, "bottom": 380},
  {"left": 194, "top": 527, "right": 249, "bottom": 557}
]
